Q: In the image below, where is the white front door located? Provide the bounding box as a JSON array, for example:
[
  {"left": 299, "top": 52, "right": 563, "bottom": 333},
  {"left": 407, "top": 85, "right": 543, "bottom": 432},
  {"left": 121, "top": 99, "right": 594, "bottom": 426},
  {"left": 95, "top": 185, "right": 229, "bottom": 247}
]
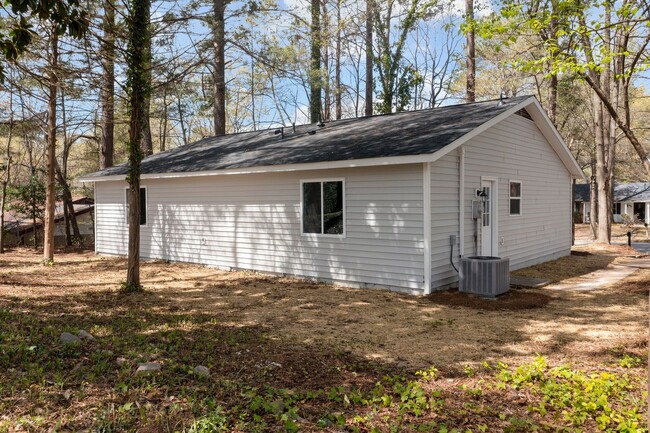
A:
[{"left": 481, "top": 179, "right": 496, "bottom": 256}]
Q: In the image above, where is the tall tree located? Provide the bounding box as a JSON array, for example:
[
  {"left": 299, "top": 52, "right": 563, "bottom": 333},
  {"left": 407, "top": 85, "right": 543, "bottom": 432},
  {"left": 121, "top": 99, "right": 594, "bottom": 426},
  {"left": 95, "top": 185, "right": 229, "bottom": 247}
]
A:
[
  {"left": 334, "top": 0, "right": 343, "bottom": 119},
  {"left": 43, "top": 28, "right": 58, "bottom": 263},
  {"left": 483, "top": 0, "right": 649, "bottom": 243},
  {"left": 124, "top": 0, "right": 151, "bottom": 290},
  {"left": 99, "top": 0, "right": 115, "bottom": 169},
  {"left": 364, "top": 0, "right": 373, "bottom": 116},
  {"left": 213, "top": 0, "right": 227, "bottom": 134},
  {"left": 309, "top": 0, "right": 322, "bottom": 122},
  {"left": 373, "top": 0, "right": 431, "bottom": 114},
  {"left": 465, "top": 0, "right": 475, "bottom": 102},
  {"left": 0, "top": 93, "right": 14, "bottom": 254},
  {"left": 0, "top": 0, "right": 88, "bottom": 79}
]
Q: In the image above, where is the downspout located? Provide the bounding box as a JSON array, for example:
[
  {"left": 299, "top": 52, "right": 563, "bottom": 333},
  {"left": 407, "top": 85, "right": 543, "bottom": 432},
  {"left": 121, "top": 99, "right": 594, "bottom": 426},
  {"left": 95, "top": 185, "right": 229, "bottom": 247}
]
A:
[
  {"left": 459, "top": 147, "right": 465, "bottom": 257},
  {"left": 423, "top": 162, "right": 432, "bottom": 295}
]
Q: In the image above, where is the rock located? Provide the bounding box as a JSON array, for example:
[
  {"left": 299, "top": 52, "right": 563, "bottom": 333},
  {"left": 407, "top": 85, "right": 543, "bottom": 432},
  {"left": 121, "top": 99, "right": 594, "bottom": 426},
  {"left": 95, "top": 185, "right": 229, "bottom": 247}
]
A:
[
  {"left": 136, "top": 362, "right": 161, "bottom": 374},
  {"left": 60, "top": 332, "right": 82, "bottom": 345},
  {"left": 193, "top": 365, "right": 210, "bottom": 377},
  {"left": 116, "top": 357, "right": 127, "bottom": 367},
  {"left": 77, "top": 330, "right": 95, "bottom": 342}
]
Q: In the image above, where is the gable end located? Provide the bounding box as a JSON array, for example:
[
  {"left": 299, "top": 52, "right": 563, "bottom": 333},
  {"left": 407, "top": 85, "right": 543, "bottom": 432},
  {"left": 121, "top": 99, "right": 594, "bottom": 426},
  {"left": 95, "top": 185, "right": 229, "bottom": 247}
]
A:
[{"left": 514, "top": 108, "right": 533, "bottom": 121}]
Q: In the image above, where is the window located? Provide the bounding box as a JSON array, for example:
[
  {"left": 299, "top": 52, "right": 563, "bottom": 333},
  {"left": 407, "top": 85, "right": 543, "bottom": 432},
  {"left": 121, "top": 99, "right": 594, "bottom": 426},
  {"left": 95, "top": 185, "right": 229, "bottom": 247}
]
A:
[
  {"left": 301, "top": 180, "right": 344, "bottom": 235},
  {"left": 125, "top": 187, "right": 147, "bottom": 226},
  {"left": 612, "top": 203, "right": 621, "bottom": 215},
  {"left": 509, "top": 181, "right": 521, "bottom": 216}
]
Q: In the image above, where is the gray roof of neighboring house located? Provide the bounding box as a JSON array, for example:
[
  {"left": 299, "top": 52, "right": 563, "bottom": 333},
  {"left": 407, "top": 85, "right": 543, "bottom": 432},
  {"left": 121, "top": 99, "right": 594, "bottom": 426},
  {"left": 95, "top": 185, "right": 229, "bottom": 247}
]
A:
[
  {"left": 2, "top": 198, "right": 94, "bottom": 235},
  {"left": 82, "top": 96, "right": 532, "bottom": 179},
  {"left": 574, "top": 182, "right": 650, "bottom": 203},
  {"left": 615, "top": 182, "right": 650, "bottom": 202}
]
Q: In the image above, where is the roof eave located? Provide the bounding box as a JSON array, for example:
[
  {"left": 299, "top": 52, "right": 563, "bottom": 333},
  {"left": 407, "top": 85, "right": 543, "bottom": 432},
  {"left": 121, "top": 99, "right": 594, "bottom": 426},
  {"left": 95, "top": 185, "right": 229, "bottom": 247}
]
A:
[
  {"left": 78, "top": 152, "right": 443, "bottom": 182},
  {"left": 80, "top": 96, "right": 585, "bottom": 183}
]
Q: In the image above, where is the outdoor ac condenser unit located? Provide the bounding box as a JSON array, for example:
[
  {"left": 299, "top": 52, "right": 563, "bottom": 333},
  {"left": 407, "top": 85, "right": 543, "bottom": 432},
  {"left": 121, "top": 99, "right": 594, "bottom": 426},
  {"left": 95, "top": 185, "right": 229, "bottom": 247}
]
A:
[{"left": 459, "top": 256, "right": 510, "bottom": 297}]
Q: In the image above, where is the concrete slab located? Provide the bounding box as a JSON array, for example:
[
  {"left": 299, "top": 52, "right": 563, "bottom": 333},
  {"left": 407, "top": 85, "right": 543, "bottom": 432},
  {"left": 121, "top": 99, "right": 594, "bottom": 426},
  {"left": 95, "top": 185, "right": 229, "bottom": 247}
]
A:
[
  {"left": 545, "top": 265, "right": 638, "bottom": 292},
  {"left": 510, "top": 275, "right": 551, "bottom": 289},
  {"left": 615, "top": 256, "right": 650, "bottom": 269}
]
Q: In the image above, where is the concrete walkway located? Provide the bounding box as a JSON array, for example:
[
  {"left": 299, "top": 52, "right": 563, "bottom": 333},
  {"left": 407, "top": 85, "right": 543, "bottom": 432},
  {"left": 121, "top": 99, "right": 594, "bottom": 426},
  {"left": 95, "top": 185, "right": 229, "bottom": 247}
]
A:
[
  {"left": 545, "top": 265, "right": 639, "bottom": 292},
  {"left": 545, "top": 243, "right": 650, "bottom": 292}
]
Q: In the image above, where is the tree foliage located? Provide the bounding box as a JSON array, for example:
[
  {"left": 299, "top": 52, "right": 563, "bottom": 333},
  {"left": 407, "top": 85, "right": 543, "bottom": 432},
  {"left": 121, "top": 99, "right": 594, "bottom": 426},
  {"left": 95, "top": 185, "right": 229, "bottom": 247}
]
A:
[{"left": 0, "top": 0, "right": 88, "bottom": 79}]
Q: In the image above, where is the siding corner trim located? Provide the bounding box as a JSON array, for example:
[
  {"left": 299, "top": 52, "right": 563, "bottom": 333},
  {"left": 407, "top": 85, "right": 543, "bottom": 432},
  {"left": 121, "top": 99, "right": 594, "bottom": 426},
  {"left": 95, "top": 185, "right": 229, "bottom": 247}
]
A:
[{"left": 423, "top": 162, "right": 432, "bottom": 294}]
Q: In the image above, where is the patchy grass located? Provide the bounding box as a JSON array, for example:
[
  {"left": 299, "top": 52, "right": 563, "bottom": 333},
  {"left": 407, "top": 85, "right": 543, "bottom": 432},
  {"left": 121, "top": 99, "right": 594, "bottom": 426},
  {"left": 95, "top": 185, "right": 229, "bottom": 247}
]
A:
[
  {"left": 511, "top": 251, "right": 618, "bottom": 283},
  {"left": 0, "top": 247, "right": 646, "bottom": 432}
]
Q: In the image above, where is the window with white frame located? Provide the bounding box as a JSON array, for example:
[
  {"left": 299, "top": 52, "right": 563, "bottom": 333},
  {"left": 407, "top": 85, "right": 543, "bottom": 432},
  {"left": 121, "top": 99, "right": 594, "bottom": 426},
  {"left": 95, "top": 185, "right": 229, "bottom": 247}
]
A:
[
  {"left": 509, "top": 181, "right": 522, "bottom": 216},
  {"left": 302, "top": 180, "right": 344, "bottom": 235},
  {"left": 125, "top": 187, "right": 147, "bottom": 226}
]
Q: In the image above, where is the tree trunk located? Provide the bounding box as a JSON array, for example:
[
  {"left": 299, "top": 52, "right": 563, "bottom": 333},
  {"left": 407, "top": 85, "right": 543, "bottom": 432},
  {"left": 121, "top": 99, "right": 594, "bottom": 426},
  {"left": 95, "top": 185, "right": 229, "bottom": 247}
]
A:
[
  {"left": 583, "top": 72, "right": 650, "bottom": 178},
  {"left": 125, "top": 0, "right": 151, "bottom": 289},
  {"left": 178, "top": 96, "right": 188, "bottom": 146},
  {"left": 364, "top": 0, "right": 373, "bottom": 116},
  {"left": 161, "top": 88, "right": 168, "bottom": 152},
  {"left": 322, "top": 0, "right": 331, "bottom": 121},
  {"left": 43, "top": 30, "right": 58, "bottom": 262},
  {"left": 465, "top": 0, "right": 475, "bottom": 103},
  {"left": 63, "top": 196, "right": 71, "bottom": 246},
  {"left": 594, "top": 93, "right": 610, "bottom": 244},
  {"left": 141, "top": 103, "right": 153, "bottom": 155},
  {"left": 100, "top": 0, "right": 115, "bottom": 169},
  {"left": 589, "top": 172, "right": 597, "bottom": 239},
  {"left": 0, "top": 113, "right": 13, "bottom": 254},
  {"left": 55, "top": 162, "right": 81, "bottom": 246},
  {"left": 546, "top": 1, "right": 558, "bottom": 123},
  {"left": 213, "top": 0, "right": 226, "bottom": 135},
  {"left": 335, "top": 0, "right": 342, "bottom": 120},
  {"left": 310, "top": 0, "right": 322, "bottom": 123},
  {"left": 141, "top": 25, "right": 153, "bottom": 156}
]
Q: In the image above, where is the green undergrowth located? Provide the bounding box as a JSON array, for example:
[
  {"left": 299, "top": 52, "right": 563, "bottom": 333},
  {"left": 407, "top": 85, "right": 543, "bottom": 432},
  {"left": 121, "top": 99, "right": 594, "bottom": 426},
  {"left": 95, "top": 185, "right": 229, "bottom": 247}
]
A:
[{"left": 0, "top": 301, "right": 646, "bottom": 433}]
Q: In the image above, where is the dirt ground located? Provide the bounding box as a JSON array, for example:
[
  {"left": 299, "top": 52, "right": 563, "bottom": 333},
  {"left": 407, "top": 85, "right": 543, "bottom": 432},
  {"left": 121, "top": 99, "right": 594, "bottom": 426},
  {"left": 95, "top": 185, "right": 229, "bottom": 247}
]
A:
[{"left": 1, "top": 246, "right": 645, "bottom": 372}]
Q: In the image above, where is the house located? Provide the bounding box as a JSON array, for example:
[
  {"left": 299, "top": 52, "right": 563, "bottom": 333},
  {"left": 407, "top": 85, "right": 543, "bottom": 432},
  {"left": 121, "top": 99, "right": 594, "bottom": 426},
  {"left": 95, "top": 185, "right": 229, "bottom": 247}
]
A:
[
  {"left": 3, "top": 197, "right": 95, "bottom": 246},
  {"left": 80, "top": 96, "right": 584, "bottom": 295},
  {"left": 574, "top": 182, "right": 650, "bottom": 224}
]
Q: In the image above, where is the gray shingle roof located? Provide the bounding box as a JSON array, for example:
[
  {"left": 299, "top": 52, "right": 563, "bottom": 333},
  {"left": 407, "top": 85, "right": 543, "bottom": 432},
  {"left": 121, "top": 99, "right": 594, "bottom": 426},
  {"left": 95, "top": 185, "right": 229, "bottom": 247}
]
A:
[
  {"left": 83, "top": 96, "right": 532, "bottom": 179},
  {"left": 574, "top": 182, "right": 650, "bottom": 202},
  {"left": 615, "top": 183, "right": 650, "bottom": 202}
]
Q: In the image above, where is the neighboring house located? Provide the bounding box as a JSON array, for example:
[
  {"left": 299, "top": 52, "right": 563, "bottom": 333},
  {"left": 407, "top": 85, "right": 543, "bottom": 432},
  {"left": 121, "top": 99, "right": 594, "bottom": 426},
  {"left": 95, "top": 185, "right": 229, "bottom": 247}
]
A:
[
  {"left": 3, "top": 197, "right": 95, "bottom": 246},
  {"left": 80, "top": 96, "right": 583, "bottom": 295},
  {"left": 574, "top": 183, "right": 650, "bottom": 224}
]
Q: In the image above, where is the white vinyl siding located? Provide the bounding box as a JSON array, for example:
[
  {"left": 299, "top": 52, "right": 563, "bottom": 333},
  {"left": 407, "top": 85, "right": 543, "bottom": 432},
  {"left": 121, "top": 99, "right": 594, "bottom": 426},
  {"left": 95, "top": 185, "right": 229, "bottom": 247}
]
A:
[
  {"left": 95, "top": 181, "right": 129, "bottom": 255},
  {"left": 460, "top": 113, "right": 571, "bottom": 270},
  {"left": 429, "top": 152, "right": 460, "bottom": 290},
  {"left": 95, "top": 165, "right": 425, "bottom": 293}
]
